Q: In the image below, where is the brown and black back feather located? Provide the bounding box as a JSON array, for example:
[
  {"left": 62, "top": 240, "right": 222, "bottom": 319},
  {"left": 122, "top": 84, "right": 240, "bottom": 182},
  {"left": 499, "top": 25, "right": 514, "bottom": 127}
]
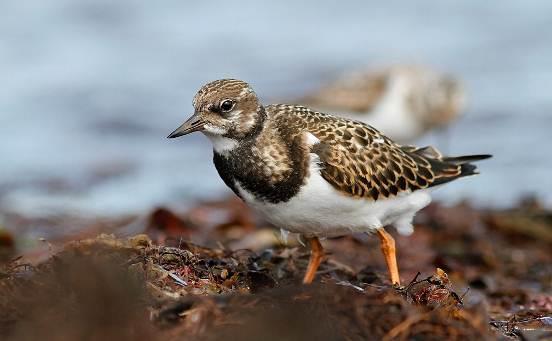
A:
[{"left": 268, "top": 104, "right": 491, "bottom": 201}]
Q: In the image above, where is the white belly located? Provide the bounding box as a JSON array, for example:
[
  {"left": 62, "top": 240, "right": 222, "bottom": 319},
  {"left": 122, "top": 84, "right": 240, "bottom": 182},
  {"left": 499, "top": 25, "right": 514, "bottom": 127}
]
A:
[{"left": 235, "top": 160, "right": 432, "bottom": 237}]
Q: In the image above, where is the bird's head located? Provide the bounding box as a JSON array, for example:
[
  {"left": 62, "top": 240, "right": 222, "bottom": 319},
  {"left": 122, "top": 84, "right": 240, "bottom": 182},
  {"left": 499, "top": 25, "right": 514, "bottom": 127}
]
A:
[{"left": 168, "top": 79, "right": 265, "bottom": 144}]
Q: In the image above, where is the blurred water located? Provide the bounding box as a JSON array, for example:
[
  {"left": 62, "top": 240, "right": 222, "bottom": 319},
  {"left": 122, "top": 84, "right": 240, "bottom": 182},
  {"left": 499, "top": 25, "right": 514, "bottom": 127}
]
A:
[{"left": 1, "top": 0, "right": 551, "bottom": 217}]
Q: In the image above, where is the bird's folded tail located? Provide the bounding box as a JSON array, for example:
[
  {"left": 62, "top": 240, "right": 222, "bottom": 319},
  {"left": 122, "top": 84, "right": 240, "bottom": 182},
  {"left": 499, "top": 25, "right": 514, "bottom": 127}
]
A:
[
  {"left": 442, "top": 154, "right": 492, "bottom": 177},
  {"left": 442, "top": 154, "right": 493, "bottom": 165},
  {"left": 413, "top": 149, "right": 492, "bottom": 187}
]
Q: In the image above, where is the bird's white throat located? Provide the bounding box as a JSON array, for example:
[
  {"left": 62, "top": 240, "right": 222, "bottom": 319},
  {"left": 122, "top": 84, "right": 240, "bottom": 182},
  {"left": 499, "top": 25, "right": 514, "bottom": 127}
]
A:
[{"left": 203, "top": 132, "right": 238, "bottom": 154}]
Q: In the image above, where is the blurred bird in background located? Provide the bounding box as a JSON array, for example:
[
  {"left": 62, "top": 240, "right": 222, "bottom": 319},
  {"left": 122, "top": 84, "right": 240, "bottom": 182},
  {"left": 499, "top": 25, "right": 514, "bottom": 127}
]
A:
[{"left": 295, "top": 65, "right": 465, "bottom": 143}]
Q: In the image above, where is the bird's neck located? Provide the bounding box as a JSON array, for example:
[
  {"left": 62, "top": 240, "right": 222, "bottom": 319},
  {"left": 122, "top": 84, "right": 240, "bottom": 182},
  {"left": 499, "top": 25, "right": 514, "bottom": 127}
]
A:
[
  {"left": 240, "top": 105, "right": 267, "bottom": 139},
  {"left": 212, "top": 120, "right": 308, "bottom": 204}
]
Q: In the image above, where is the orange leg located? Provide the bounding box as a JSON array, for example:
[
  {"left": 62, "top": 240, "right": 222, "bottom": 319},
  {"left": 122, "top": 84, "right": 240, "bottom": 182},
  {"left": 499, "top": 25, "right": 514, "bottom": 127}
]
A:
[
  {"left": 302, "top": 237, "right": 324, "bottom": 284},
  {"left": 376, "top": 228, "right": 401, "bottom": 285}
]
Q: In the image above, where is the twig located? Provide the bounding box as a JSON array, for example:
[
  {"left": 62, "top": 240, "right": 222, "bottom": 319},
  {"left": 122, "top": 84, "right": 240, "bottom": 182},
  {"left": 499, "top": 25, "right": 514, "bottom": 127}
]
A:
[
  {"left": 335, "top": 280, "right": 364, "bottom": 292},
  {"left": 168, "top": 271, "right": 188, "bottom": 287},
  {"left": 326, "top": 258, "right": 356, "bottom": 274}
]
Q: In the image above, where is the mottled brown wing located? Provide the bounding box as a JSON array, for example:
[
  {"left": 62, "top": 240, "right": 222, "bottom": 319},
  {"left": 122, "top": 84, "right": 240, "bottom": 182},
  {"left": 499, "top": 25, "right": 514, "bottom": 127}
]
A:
[
  {"left": 312, "top": 134, "right": 460, "bottom": 200},
  {"left": 272, "top": 105, "right": 465, "bottom": 200}
]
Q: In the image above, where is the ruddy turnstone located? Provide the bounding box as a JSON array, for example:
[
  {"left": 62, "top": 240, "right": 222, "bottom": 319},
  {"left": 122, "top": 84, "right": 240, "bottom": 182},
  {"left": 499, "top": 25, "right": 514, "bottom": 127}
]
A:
[
  {"left": 168, "top": 79, "right": 490, "bottom": 285},
  {"left": 295, "top": 65, "right": 465, "bottom": 142}
]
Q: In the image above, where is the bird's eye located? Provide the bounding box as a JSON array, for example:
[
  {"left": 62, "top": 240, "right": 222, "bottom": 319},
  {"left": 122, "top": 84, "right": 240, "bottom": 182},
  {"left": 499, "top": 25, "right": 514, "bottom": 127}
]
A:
[{"left": 220, "top": 99, "right": 235, "bottom": 112}]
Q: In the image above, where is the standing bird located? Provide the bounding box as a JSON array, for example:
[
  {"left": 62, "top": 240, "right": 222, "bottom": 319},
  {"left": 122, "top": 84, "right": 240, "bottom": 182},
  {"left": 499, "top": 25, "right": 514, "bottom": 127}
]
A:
[
  {"left": 168, "top": 79, "right": 490, "bottom": 285},
  {"left": 295, "top": 65, "right": 465, "bottom": 143}
]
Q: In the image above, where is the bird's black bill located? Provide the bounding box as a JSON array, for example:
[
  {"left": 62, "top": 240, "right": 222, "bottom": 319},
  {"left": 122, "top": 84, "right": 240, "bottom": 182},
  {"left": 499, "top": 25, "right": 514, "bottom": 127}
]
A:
[{"left": 167, "top": 114, "right": 205, "bottom": 138}]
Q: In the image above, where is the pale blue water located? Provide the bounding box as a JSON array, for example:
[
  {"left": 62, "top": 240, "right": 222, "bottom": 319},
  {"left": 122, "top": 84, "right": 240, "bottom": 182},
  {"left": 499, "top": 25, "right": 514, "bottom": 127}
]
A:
[{"left": 1, "top": 0, "right": 551, "bottom": 217}]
